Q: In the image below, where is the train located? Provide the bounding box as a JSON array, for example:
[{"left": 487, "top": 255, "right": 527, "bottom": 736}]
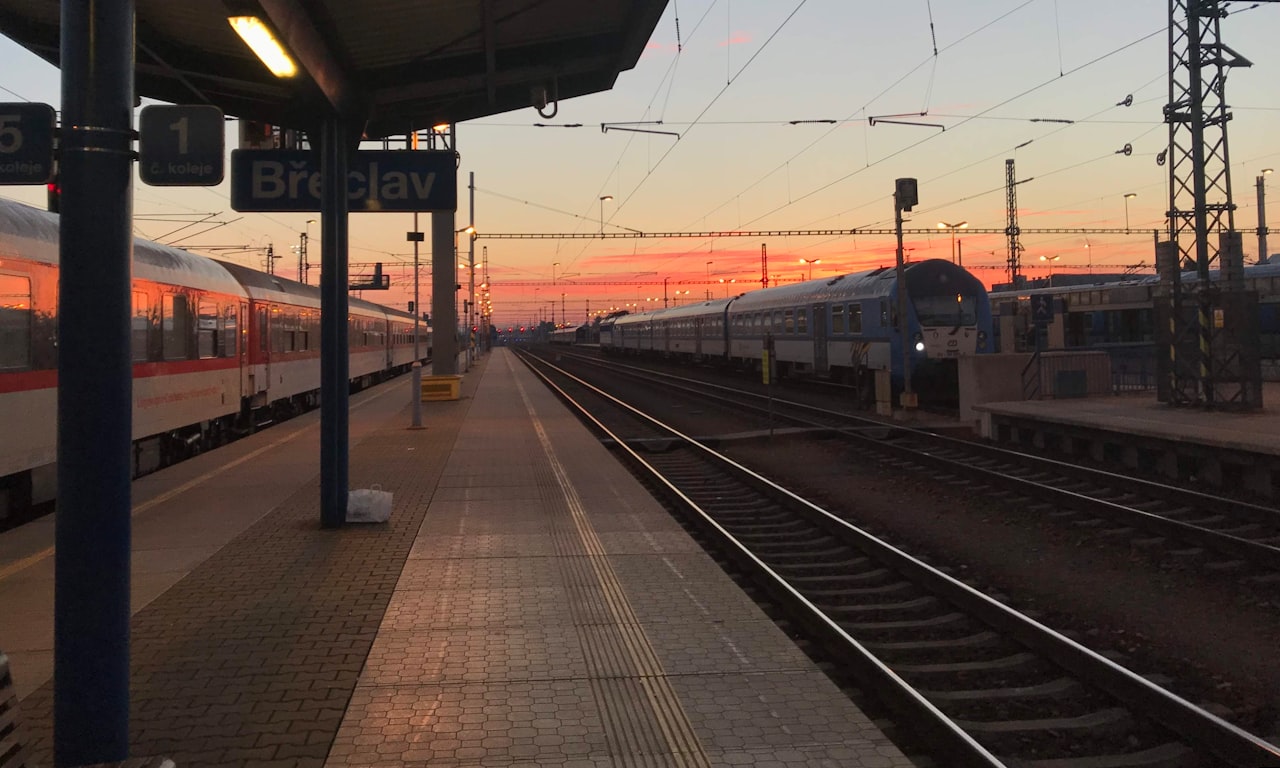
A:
[
  {"left": 0, "top": 197, "right": 429, "bottom": 523},
  {"left": 987, "top": 263, "right": 1280, "bottom": 383},
  {"left": 589, "top": 259, "right": 993, "bottom": 401}
]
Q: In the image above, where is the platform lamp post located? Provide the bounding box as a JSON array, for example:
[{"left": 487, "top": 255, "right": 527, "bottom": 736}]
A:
[
  {"left": 1258, "top": 169, "right": 1272, "bottom": 264},
  {"left": 599, "top": 195, "right": 613, "bottom": 235},
  {"left": 705, "top": 260, "right": 713, "bottom": 299},
  {"left": 407, "top": 221, "right": 426, "bottom": 428},
  {"left": 1123, "top": 193, "right": 1137, "bottom": 235},
  {"left": 453, "top": 226, "right": 476, "bottom": 369},
  {"left": 799, "top": 258, "right": 821, "bottom": 280},
  {"left": 937, "top": 221, "right": 967, "bottom": 264}
]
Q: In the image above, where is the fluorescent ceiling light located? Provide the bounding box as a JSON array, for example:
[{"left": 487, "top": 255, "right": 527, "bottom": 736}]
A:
[{"left": 228, "top": 16, "right": 298, "bottom": 78}]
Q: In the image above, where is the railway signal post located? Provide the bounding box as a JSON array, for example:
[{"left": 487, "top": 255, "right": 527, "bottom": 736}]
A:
[{"left": 894, "top": 178, "right": 918, "bottom": 413}]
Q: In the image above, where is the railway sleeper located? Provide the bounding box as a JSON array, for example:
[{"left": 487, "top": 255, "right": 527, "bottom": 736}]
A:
[
  {"left": 734, "top": 535, "right": 837, "bottom": 553},
  {"left": 844, "top": 611, "right": 969, "bottom": 634},
  {"left": 1001, "top": 742, "right": 1199, "bottom": 768},
  {"left": 812, "top": 580, "right": 917, "bottom": 600},
  {"left": 861, "top": 630, "right": 1002, "bottom": 655},
  {"left": 764, "top": 546, "right": 854, "bottom": 563},
  {"left": 1179, "top": 514, "right": 1228, "bottom": 527},
  {"left": 824, "top": 595, "right": 939, "bottom": 617},
  {"left": 921, "top": 676, "right": 1083, "bottom": 704},
  {"left": 892, "top": 650, "right": 1040, "bottom": 677},
  {"left": 787, "top": 567, "right": 891, "bottom": 586},
  {"left": 955, "top": 706, "right": 1135, "bottom": 738},
  {"left": 1208, "top": 522, "right": 1263, "bottom": 536},
  {"left": 778, "top": 556, "right": 869, "bottom": 575}
]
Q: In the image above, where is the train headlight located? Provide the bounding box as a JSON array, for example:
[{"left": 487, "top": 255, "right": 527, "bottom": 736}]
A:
[{"left": 914, "top": 341, "right": 925, "bottom": 352}]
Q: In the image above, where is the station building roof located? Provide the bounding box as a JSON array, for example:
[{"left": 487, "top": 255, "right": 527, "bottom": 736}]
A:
[{"left": 0, "top": 0, "right": 670, "bottom": 136}]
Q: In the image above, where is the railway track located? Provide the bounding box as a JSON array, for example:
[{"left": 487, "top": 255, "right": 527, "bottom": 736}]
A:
[
  {"left": 543, "top": 349, "right": 1280, "bottom": 580},
  {"left": 515, "top": 348, "right": 1280, "bottom": 768}
]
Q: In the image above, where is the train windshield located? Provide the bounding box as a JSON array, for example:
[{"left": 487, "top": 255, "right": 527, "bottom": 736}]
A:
[{"left": 914, "top": 294, "right": 979, "bottom": 327}]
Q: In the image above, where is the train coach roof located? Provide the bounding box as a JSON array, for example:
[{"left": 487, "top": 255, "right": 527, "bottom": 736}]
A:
[
  {"left": 215, "top": 259, "right": 323, "bottom": 307},
  {"left": 730, "top": 259, "right": 979, "bottom": 312},
  {"left": 612, "top": 298, "right": 733, "bottom": 325},
  {"left": 0, "top": 198, "right": 246, "bottom": 295},
  {"left": 0, "top": 198, "right": 60, "bottom": 265}
]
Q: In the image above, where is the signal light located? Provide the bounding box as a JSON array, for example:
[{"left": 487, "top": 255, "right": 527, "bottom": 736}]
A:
[{"left": 47, "top": 180, "right": 61, "bottom": 213}]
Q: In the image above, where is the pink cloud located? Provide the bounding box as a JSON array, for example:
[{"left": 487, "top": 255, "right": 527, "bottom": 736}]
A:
[{"left": 718, "top": 31, "right": 752, "bottom": 47}]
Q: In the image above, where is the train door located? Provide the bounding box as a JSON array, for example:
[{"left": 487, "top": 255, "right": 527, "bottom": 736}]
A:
[
  {"left": 812, "top": 303, "right": 829, "bottom": 373},
  {"left": 238, "top": 301, "right": 249, "bottom": 403},
  {"left": 257, "top": 304, "right": 271, "bottom": 397},
  {"left": 694, "top": 317, "right": 703, "bottom": 357}
]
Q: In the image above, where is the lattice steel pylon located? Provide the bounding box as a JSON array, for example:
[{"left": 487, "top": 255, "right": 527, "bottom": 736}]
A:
[
  {"left": 1161, "top": 0, "right": 1265, "bottom": 409},
  {"left": 1005, "top": 158, "right": 1022, "bottom": 286}
]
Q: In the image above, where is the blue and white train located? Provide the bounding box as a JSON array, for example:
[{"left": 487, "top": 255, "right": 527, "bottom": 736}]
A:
[{"left": 599, "top": 259, "right": 993, "bottom": 400}]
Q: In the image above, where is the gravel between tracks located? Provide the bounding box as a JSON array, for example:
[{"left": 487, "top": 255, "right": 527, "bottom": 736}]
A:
[{"left": 720, "top": 436, "right": 1280, "bottom": 743}]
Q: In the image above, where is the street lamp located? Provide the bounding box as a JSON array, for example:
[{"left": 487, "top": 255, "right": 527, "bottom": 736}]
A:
[
  {"left": 936, "top": 221, "right": 967, "bottom": 265},
  {"left": 1258, "top": 170, "right": 1273, "bottom": 264},
  {"left": 1039, "top": 254, "right": 1061, "bottom": 277},
  {"left": 719, "top": 277, "right": 737, "bottom": 296},
  {"left": 798, "top": 258, "right": 821, "bottom": 280},
  {"left": 705, "top": 260, "right": 713, "bottom": 299},
  {"left": 1123, "top": 193, "right": 1137, "bottom": 234},
  {"left": 599, "top": 195, "right": 613, "bottom": 235}
]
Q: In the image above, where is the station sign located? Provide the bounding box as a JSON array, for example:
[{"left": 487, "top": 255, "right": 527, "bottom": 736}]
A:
[
  {"left": 139, "top": 105, "right": 225, "bottom": 186},
  {"left": 0, "top": 102, "right": 56, "bottom": 184},
  {"left": 230, "top": 149, "right": 457, "bottom": 212}
]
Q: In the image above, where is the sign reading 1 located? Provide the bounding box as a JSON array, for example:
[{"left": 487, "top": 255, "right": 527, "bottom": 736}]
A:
[
  {"left": 0, "top": 102, "right": 56, "bottom": 185},
  {"left": 139, "top": 105, "right": 225, "bottom": 186}
]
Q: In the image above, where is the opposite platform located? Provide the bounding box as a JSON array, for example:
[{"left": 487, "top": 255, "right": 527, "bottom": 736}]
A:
[
  {"left": 2, "top": 348, "right": 911, "bottom": 767},
  {"left": 974, "top": 382, "right": 1280, "bottom": 496}
]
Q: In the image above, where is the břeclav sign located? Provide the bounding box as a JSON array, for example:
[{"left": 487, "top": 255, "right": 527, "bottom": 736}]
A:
[{"left": 230, "top": 149, "right": 456, "bottom": 212}]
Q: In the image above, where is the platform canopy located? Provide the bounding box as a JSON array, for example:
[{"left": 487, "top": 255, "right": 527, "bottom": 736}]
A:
[{"left": 0, "top": 0, "right": 670, "bottom": 135}]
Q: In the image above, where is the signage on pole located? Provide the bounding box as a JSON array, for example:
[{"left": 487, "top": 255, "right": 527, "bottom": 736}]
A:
[
  {"left": 230, "top": 149, "right": 457, "bottom": 212},
  {"left": 1030, "top": 294, "right": 1055, "bottom": 326},
  {"left": 139, "top": 105, "right": 225, "bottom": 186},
  {"left": 0, "top": 103, "right": 56, "bottom": 184}
]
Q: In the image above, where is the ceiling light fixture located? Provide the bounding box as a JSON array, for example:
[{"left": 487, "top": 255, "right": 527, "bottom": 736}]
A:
[{"left": 228, "top": 16, "right": 298, "bottom": 78}]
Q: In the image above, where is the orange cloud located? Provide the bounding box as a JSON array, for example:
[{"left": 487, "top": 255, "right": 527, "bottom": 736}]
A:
[{"left": 719, "top": 31, "right": 752, "bottom": 47}]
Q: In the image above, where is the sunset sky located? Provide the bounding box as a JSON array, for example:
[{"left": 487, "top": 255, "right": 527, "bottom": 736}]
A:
[{"left": 1, "top": 0, "right": 1278, "bottom": 330}]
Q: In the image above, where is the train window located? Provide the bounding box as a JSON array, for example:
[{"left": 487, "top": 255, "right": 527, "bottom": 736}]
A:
[
  {"left": 831, "top": 305, "right": 845, "bottom": 334},
  {"left": 784, "top": 309, "right": 795, "bottom": 333},
  {"left": 0, "top": 274, "right": 31, "bottom": 370},
  {"left": 797, "top": 309, "right": 808, "bottom": 334},
  {"left": 258, "top": 306, "right": 269, "bottom": 354},
  {"left": 880, "top": 301, "right": 889, "bottom": 327},
  {"left": 131, "top": 292, "right": 150, "bottom": 362},
  {"left": 197, "top": 299, "right": 218, "bottom": 359},
  {"left": 222, "top": 305, "right": 237, "bottom": 358},
  {"left": 162, "top": 294, "right": 192, "bottom": 360},
  {"left": 774, "top": 310, "right": 783, "bottom": 332},
  {"left": 850, "top": 304, "right": 863, "bottom": 333},
  {"left": 914, "top": 294, "right": 978, "bottom": 326}
]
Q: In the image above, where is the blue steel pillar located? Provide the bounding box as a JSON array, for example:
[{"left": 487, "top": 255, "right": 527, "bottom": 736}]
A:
[
  {"left": 54, "top": 0, "right": 135, "bottom": 763},
  {"left": 319, "top": 117, "right": 350, "bottom": 528}
]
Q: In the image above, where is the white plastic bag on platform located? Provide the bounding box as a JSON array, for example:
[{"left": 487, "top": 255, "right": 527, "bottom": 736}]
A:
[{"left": 347, "top": 484, "right": 393, "bottom": 523}]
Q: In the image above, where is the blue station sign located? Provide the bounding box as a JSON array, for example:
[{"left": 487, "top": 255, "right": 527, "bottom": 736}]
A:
[
  {"left": 230, "top": 149, "right": 457, "bottom": 212},
  {"left": 0, "top": 102, "right": 56, "bottom": 185}
]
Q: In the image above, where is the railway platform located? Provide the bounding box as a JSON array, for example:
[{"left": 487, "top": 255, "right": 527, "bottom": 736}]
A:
[
  {"left": 0, "top": 348, "right": 911, "bottom": 767},
  {"left": 974, "top": 382, "right": 1280, "bottom": 498}
]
